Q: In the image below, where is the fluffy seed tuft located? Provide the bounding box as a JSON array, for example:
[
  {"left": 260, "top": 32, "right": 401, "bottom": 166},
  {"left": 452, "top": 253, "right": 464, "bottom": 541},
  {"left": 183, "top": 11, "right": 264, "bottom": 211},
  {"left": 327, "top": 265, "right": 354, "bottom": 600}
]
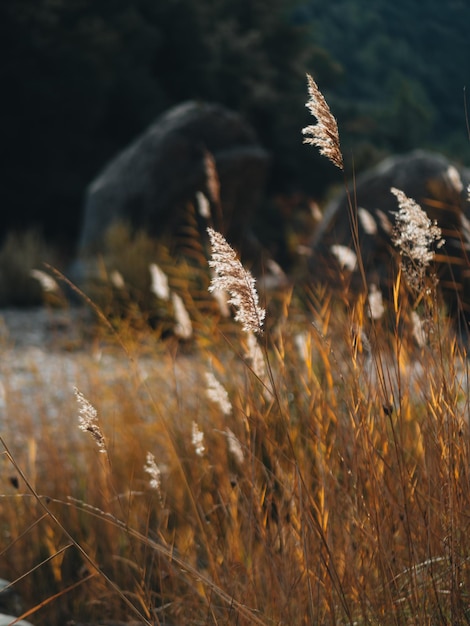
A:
[
  {"left": 390, "top": 187, "right": 444, "bottom": 291},
  {"left": 205, "top": 371, "right": 232, "bottom": 416},
  {"left": 207, "top": 228, "right": 265, "bottom": 334},
  {"left": 302, "top": 73, "right": 343, "bottom": 170},
  {"left": 30, "top": 269, "right": 59, "bottom": 293},
  {"left": 172, "top": 292, "right": 193, "bottom": 339},
  {"left": 191, "top": 421, "right": 205, "bottom": 456},
  {"left": 74, "top": 387, "right": 106, "bottom": 454},
  {"left": 144, "top": 451, "right": 162, "bottom": 500},
  {"left": 149, "top": 263, "right": 170, "bottom": 301}
]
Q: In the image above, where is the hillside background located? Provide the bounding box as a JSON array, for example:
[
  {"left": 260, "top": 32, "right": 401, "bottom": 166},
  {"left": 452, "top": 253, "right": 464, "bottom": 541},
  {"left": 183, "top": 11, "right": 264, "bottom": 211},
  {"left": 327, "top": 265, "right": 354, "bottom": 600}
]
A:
[{"left": 1, "top": 0, "right": 469, "bottom": 257}]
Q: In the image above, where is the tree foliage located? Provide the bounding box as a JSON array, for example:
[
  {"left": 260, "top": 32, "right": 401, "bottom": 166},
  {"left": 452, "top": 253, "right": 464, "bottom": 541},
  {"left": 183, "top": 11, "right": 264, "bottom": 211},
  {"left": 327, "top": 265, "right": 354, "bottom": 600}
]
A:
[
  {"left": 0, "top": 0, "right": 325, "bottom": 246},
  {"left": 1, "top": 0, "right": 469, "bottom": 248},
  {"left": 296, "top": 0, "right": 470, "bottom": 168}
]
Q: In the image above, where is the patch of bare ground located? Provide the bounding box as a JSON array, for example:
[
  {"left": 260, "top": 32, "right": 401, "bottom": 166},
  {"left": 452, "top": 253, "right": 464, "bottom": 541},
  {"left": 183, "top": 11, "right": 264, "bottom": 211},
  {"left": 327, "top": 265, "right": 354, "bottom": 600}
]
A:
[{"left": 0, "top": 307, "right": 211, "bottom": 435}]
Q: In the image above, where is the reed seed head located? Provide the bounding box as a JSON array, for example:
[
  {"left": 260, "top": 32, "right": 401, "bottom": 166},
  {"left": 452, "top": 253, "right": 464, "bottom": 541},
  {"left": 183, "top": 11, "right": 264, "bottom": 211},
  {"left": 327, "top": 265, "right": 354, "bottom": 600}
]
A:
[
  {"left": 391, "top": 187, "right": 444, "bottom": 291},
  {"left": 302, "top": 73, "right": 343, "bottom": 170},
  {"left": 207, "top": 227, "right": 265, "bottom": 334},
  {"left": 205, "top": 371, "right": 232, "bottom": 416},
  {"left": 74, "top": 387, "right": 106, "bottom": 454},
  {"left": 149, "top": 263, "right": 170, "bottom": 301},
  {"left": 171, "top": 292, "right": 193, "bottom": 339}
]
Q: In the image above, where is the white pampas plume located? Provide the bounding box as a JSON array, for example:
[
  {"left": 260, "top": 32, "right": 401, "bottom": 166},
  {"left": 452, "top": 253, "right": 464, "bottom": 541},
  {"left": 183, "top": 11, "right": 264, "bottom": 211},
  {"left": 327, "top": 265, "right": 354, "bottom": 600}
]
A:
[
  {"left": 330, "top": 245, "right": 357, "bottom": 271},
  {"left": 358, "top": 208, "right": 378, "bottom": 235},
  {"left": 196, "top": 191, "right": 211, "bottom": 219},
  {"left": 444, "top": 165, "right": 463, "bottom": 193},
  {"left": 411, "top": 311, "right": 427, "bottom": 348},
  {"left": 205, "top": 371, "right": 232, "bottom": 416},
  {"left": 245, "top": 331, "right": 266, "bottom": 381},
  {"left": 244, "top": 332, "right": 272, "bottom": 399},
  {"left": 149, "top": 263, "right": 170, "bottom": 301},
  {"left": 391, "top": 188, "right": 444, "bottom": 265},
  {"left": 294, "top": 332, "right": 310, "bottom": 365},
  {"left": 391, "top": 187, "right": 444, "bottom": 290},
  {"left": 210, "top": 276, "right": 231, "bottom": 317},
  {"left": 30, "top": 269, "right": 59, "bottom": 293},
  {"left": 302, "top": 73, "right": 343, "bottom": 170},
  {"left": 74, "top": 387, "right": 106, "bottom": 453},
  {"left": 110, "top": 270, "right": 125, "bottom": 289},
  {"left": 144, "top": 451, "right": 162, "bottom": 500},
  {"left": 367, "top": 284, "right": 385, "bottom": 320},
  {"left": 171, "top": 292, "right": 193, "bottom": 339},
  {"left": 225, "top": 428, "right": 244, "bottom": 465},
  {"left": 207, "top": 227, "right": 265, "bottom": 334},
  {"left": 376, "top": 209, "right": 393, "bottom": 235},
  {"left": 191, "top": 421, "right": 205, "bottom": 456},
  {"left": 310, "top": 200, "right": 323, "bottom": 222}
]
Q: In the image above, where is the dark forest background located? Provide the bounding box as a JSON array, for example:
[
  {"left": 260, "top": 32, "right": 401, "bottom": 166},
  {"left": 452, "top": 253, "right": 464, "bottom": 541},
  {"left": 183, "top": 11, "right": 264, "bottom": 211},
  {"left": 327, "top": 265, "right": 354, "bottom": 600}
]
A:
[{"left": 1, "top": 0, "right": 469, "bottom": 255}]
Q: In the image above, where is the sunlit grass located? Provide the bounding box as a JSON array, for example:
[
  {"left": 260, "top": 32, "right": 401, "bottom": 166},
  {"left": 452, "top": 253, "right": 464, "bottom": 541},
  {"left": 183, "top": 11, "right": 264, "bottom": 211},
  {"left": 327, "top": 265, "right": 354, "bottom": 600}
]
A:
[
  {"left": 1, "top": 263, "right": 470, "bottom": 625},
  {"left": 2, "top": 78, "right": 470, "bottom": 626}
]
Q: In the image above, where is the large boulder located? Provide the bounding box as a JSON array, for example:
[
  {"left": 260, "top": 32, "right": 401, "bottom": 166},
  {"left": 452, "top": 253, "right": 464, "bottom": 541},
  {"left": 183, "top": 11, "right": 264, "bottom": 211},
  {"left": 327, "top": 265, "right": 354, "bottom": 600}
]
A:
[
  {"left": 309, "top": 150, "right": 470, "bottom": 332},
  {"left": 77, "top": 100, "right": 269, "bottom": 262}
]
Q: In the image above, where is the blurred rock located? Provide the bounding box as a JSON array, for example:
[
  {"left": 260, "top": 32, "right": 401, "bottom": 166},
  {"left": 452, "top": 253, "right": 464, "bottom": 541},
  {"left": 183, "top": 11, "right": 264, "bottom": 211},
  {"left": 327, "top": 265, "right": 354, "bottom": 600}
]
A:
[
  {"left": 77, "top": 100, "right": 269, "bottom": 273},
  {"left": 0, "top": 579, "right": 33, "bottom": 625},
  {"left": 0, "top": 579, "right": 23, "bottom": 617},
  {"left": 0, "top": 616, "right": 34, "bottom": 626},
  {"left": 309, "top": 149, "right": 470, "bottom": 334}
]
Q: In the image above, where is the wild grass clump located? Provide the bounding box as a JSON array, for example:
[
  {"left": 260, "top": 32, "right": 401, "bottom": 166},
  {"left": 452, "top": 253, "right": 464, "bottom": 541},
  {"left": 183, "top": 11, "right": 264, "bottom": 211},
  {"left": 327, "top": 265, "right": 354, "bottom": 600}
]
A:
[
  {"left": 0, "top": 231, "right": 64, "bottom": 307},
  {"left": 1, "top": 75, "right": 470, "bottom": 626},
  {"left": 76, "top": 217, "right": 234, "bottom": 343}
]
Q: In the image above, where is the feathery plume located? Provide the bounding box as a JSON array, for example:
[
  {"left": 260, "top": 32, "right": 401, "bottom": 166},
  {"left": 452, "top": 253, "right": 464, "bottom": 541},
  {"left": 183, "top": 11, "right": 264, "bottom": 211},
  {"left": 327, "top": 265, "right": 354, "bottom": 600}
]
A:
[
  {"left": 266, "top": 258, "right": 285, "bottom": 278},
  {"left": 196, "top": 191, "right": 211, "bottom": 219},
  {"left": 30, "top": 269, "right": 59, "bottom": 293},
  {"left": 376, "top": 209, "right": 393, "bottom": 235},
  {"left": 245, "top": 331, "right": 272, "bottom": 399},
  {"left": 358, "top": 208, "right": 378, "bottom": 235},
  {"left": 149, "top": 263, "right": 170, "bottom": 301},
  {"left": 209, "top": 271, "right": 231, "bottom": 317},
  {"left": 367, "top": 284, "right": 385, "bottom": 320},
  {"left": 245, "top": 331, "right": 266, "bottom": 381},
  {"left": 144, "top": 451, "right": 162, "bottom": 497},
  {"left": 207, "top": 227, "right": 265, "bottom": 334},
  {"left": 411, "top": 311, "right": 427, "bottom": 348},
  {"left": 310, "top": 200, "right": 323, "bottom": 222},
  {"left": 444, "top": 165, "right": 463, "bottom": 193},
  {"left": 74, "top": 387, "right": 106, "bottom": 453},
  {"left": 110, "top": 270, "right": 125, "bottom": 289},
  {"left": 225, "top": 428, "right": 244, "bottom": 465},
  {"left": 171, "top": 292, "right": 193, "bottom": 339},
  {"left": 391, "top": 187, "right": 444, "bottom": 290},
  {"left": 330, "top": 245, "right": 357, "bottom": 271},
  {"left": 302, "top": 73, "right": 343, "bottom": 170},
  {"left": 205, "top": 371, "right": 232, "bottom": 416},
  {"left": 191, "top": 421, "right": 205, "bottom": 456},
  {"left": 294, "top": 332, "right": 310, "bottom": 365}
]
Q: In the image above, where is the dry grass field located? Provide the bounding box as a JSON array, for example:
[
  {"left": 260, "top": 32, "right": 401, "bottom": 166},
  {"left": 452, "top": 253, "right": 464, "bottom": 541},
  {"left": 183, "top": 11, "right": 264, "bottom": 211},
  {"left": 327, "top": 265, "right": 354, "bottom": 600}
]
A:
[{"left": 1, "top": 76, "right": 470, "bottom": 625}]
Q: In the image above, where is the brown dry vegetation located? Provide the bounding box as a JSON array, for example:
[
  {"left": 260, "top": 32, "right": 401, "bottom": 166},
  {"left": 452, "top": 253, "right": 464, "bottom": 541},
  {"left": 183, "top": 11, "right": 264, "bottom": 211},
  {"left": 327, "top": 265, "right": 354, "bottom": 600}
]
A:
[
  {"left": 2, "top": 253, "right": 470, "bottom": 625},
  {"left": 2, "top": 80, "right": 470, "bottom": 626}
]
